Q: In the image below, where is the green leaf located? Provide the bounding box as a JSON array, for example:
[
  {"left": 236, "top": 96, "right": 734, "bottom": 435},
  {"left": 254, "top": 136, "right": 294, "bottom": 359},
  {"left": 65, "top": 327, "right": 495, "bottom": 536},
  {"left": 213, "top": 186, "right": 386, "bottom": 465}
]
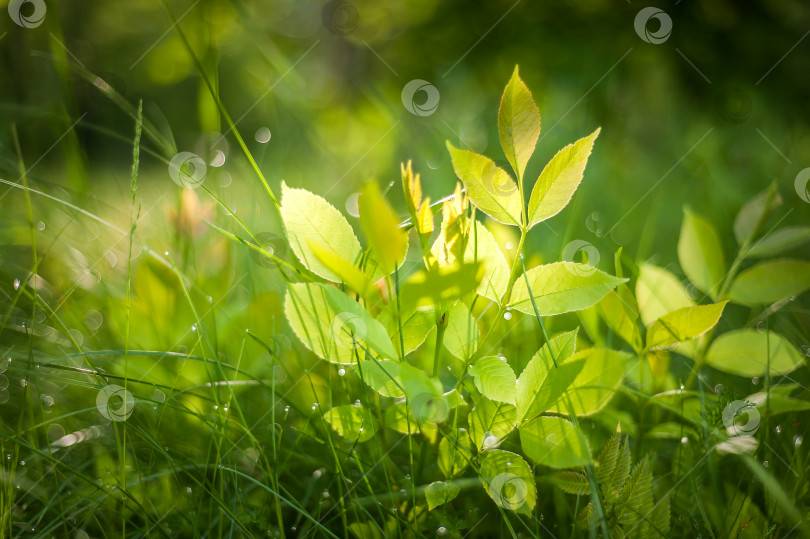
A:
[
  {"left": 547, "top": 348, "right": 629, "bottom": 416},
  {"left": 650, "top": 495, "right": 671, "bottom": 537},
  {"left": 498, "top": 66, "right": 541, "bottom": 180},
  {"left": 596, "top": 433, "right": 632, "bottom": 503},
  {"left": 443, "top": 302, "right": 479, "bottom": 362},
  {"left": 635, "top": 262, "right": 695, "bottom": 326},
  {"left": 646, "top": 301, "right": 727, "bottom": 349},
  {"left": 727, "top": 259, "right": 810, "bottom": 306},
  {"left": 358, "top": 181, "right": 408, "bottom": 274},
  {"left": 519, "top": 416, "right": 591, "bottom": 469},
  {"left": 398, "top": 262, "right": 482, "bottom": 314},
  {"left": 469, "top": 356, "right": 517, "bottom": 404},
  {"left": 516, "top": 330, "right": 582, "bottom": 423},
  {"left": 280, "top": 183, "right": 362, "bottom": 282},
  {"left": 323, "top": 404, "right": 378, "bottom": 442},
  {"left": 439, "top": 430, "right": 473, "bottom": 478},
  {"left": 384, "top": 403, "right": 416, "bottom": 434},
  {"left": 357, "top": 359, "right": 406, "bottom": 398},
  {"left": 733, "top": 182, "right": 780, "bottom": 246},
  {"left": 616, "top": 456, "right": 654, "bottom": 534},
  {"left": 479, "top": 449, "right": 537, "bottom": 515},
  {"left": 598, "top": 288, "right": 642, "bottom": 352},
  {"left": 425, "top": 481, "right": 461, "bottom": 510},
  {"left": 509, "top": 262, "right": 626, "bottom": 316},
  {"left": 309, "top": 241, "right": 376, "bottom": 300},
  {"left": 678, "top": 208, "right": 726, "bottom": 298},
  {"left": 446, "top": 143, "right": 522, "bottom": 226},
  {"left": 705, "top": 329, "right": 804, "bottom": 377},
  {"left": 285, "top": 283, "right": 397, "bottom": 363},
  {"left": 464, "top": 220, "right": 510, "bottom": 303},
  {"left": 378, "top": 305, "right": 435, "bottom": 357},
  {"left": 469, "top": 397, "right": 517, "bottom": 450},
  {"left": 746, "top": 390, "right": 810, "bottom": 415},
  {"left": 746, "top": 226, "right": 810, "bottom": 258},
  {"left": 526, "top": 128, "right": 600, "bottom": 228},
  {"left": 548, "top": 471, "right": 590, "bottom": 495}
]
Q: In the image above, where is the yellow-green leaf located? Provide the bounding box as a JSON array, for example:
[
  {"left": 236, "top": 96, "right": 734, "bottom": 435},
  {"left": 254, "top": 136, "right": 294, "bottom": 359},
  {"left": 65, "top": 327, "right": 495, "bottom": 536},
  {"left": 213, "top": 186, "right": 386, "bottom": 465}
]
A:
[
  {"left": 635, "top": 262, "right": 695, "bottom": 326},
  {"left": 678, "top": 208, "right": 726, "bottom": 299},
  {"left": 425, "top": 481, "right": 461, "bottom": 510},
  {"left": 446, "top": 143, "right": 522, "bottom": 226},
  {"left": 705, "top": 329, "right": 804, "bottom": 377},
  {"left": 509, "top": 262, "right": 626, "bottom": 316},
  {"left": 519, "top": 416, "right": 591, "bottom": 469},
  {"left": 547, "top": 348, "right": 629, "bottom": 416},
  {"left": 746, "top": 226, "right": 810, "bottom": 258},
  {"left": 646, "top": 301, "right": 727, "bottom": 349},
  {"left": 498, "top": 66, "right": 540, "bottom": 180},
  {"left": 597, "top": 287, "right": 642, "bottom": 352},
  {"left": 309, "top": 241, "right": 376, "bottom": 301},
  {"left": 439, "top": 430, "right": 473, "bottom": 478},
  {"left": 526, "top": 128, "right": 600, "bottom": 228},
  {"left": 469, "top": 356, "right": 517, "bottom": 404},
  {"left": 479, "top": 449, "right": 537, "bottom": 515},
  {"left": 465, "top": 220, "right": 510, "bottom": 303},
  {"left": 443, "top": 302, "right": 479, "bottom": 361},
  {"left": 280, "top": 183, "right": 362, "bottom": 282},
  {"left": 469, "top": 397, "right": 517, "bottom": 450},
  {"left": 727, "top": 260, "right": 810, "bottom": 306},
  {"left": 323, "top": 404, "right": 378, "bottom": 442},
  {"left": 359, "top": 181, "right": 408, "bottom": 274}
]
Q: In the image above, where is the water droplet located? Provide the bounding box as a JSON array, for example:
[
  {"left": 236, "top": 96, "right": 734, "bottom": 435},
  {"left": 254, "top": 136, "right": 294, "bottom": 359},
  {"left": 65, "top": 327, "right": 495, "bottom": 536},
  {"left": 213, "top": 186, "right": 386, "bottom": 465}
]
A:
[
  {"left": 506, "top": 462, "right": 512, "bottom": 466},
  {"left": 503, "top": 311, "right": 512, "bottom": 320},
  {"left": 775, "top": 425, "right": 782, "bottom": 434},
  {"left": 752, "top": 377, "right": 760, "bottom": 385},
  {"left": 41, "top": 395, "right": 54, "bottom": 407},
  {"left": 338, "top": 368, "right": 346, "bottom": 376},
  {"left": 284, "top": 405, "right": 290, "bottom": 413},
  {"left": 36, "top": 221, "right": 45, "bottom": 231},
  {"left": 312, "top": 403, "right": 318, "bottom": 410},
  {"left": 222, "top": 405, "right": 228, "bottom": 412},
  {"left": 19, "top": 460, "right": 25, "bottom": 466},
  {"left": 482, "top": 434, "right": 499, "bottom": 449},
  {"left": 164, "top": 251, "right": 169, "bottom": 256},
  {"left": 313, "top": 468, "right": 324, "bottom": 479},
  {"left": 213, "top": 405, "right": 218, "bottom": 410},
  {"left": 681, "top": 436, "right": 688, "bottom": 444},
  {"left": 191, "top": 324, "right": 197, "bottom": 332},
  {"left": 505, "top": 241, "right": 513, "bottom": 250},
  {"left": 437, "top": 527, "right": 448, "bottom": 536},
  {"left": 13, "top": 279, "right": 20, "bottom": 291},
  {"left": 345, "top": 193, "right": 360, "bottom": 217},
  {"left": 20, "top": 379, "right": 27, "bottom": 388},
  {"left": 255, "top": 127, "right": 272, "bottom": 144},
  {"left": 756, "top": 321, "right": 767, "bottom": 333},
  {"left": 210, "top": 150, "right": 226, "bottom": 167},
  {"left": 322, "top": 490, "right": 330, "bottom": 498},
  {"left": 714, "top": 384, "right": 723, "bottom": 394},
  {"left": 679, "top": 384, "right": 685, "bottom": 391},
  {"left": 794, "top": 435, "right": 803, "bottom": 448},
  {"left": 763, "top": 460, "right": 769, "bottom": 468},
  {"left": 186, "top": 487, "right": 192, "bottom": 494}
]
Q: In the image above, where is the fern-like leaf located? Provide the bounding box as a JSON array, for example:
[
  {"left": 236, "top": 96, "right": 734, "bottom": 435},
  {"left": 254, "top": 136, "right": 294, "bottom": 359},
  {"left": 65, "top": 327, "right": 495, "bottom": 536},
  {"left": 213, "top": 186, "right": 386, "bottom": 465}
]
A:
[
  {"left": 549, "top": 471, "right": 590, "bottom": 495},
  {"left": 616, "top": 456, "right": 654, "bottom": 536},
  {"left": 597, "top": 432, "right": 632, "bottom": 503},
  {"left": 648, "top": 495, "right": 671, "bottom": 537}
]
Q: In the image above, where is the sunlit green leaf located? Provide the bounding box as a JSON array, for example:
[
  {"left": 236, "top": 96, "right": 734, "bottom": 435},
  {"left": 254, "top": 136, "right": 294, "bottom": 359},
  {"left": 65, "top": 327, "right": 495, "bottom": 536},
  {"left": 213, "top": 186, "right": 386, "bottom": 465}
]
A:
[
  {"left": 378, "top": 305, "right": 435, "bottom": 357},
  {"left": 527, "top": 128, "right": 600, "bottom": 228},
  {"left": 498, "top": 66, "right": 540, "bottom": 180},
  {"left": 635, "top": 262, "right": 695, "bottom": 326},
  {"left": 678, "top": 208, "right": 726, "bottom": 299},
  {"left": 479, "top": 449, "right": 537, "bottom": 515},
  {"left": 548, "top": 471, "right": 590, "bottom": 495},
  {"left": 359, "top": 181, "right": 408, "bottom": 274},
  {"left": 280, "top": 182, "right": 362, "bottom": 282},
  {"left": 309, "top": 241, "right": 376, "bottom": 300},
  {"left": 357, "top": 359, "right": 406, "bottom": 397},
  {"left": 598, "top": 287, "right": 642, "bottom": 352},
  {"left": 547, "top": 348, "right": 628, "bottom": 416},
  {"left": 469, "top": 356, "right": 517, "bottom": 404},
  {"left": 519, "top": 416, "right": 591, "bottom": 469},
  {"left": 446, "top": 143, "right": 522, "bottom": 226},
  {"left": 509, "top": 262, "right": 626, "bottom": 316},
  {"left": 516, "top": 330, "right": 582, "bottom": 423},
  {"left": 323, "top": 404, "right": 378, "bottom": 442},
  {"left": 398, "top": 262, "right": 482, "bottom": 313},
  {"left": 425, "top": 481, "right": 461, "bottom": 510},
  {"left": 733, "top": 182, "right": 780, "bottom": 246},
  {"left": 469, "top": 397, "right": 517, "bottom": 450},
  {"left": 443, "top": 302, "right": 479, "bottom": 361},
  {"left": 465, "top": 220, "right": 510, "bottom": 303},
  {"left": 439, "top": 430, "right": 473, "bottom": 478},
  {"left": 727, "top": 259, "right": 810, "bottom": 306},
  {"left": 646, "top": 301, "right": 727, "bottom": 349},
  {"left": 705, "top": 329, "right": 804, "bottom": 377}
]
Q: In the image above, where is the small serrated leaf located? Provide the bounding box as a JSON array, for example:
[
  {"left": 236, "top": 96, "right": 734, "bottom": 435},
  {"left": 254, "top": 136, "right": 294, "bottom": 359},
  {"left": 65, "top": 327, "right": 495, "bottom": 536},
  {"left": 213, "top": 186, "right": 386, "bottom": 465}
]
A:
[
  {"left": 498, "top": 66, "right": 541, "bottom": 180},
  {"left": 548, "top": 471, "right": 590, "bottom": 495}
]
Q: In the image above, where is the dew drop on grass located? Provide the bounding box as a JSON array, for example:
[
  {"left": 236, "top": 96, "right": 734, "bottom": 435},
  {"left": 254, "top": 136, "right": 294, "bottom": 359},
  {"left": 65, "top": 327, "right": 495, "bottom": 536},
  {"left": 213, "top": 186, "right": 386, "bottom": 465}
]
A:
[
  {"left": 752, "top": 377, "right": 760, "bottom": 385},
  {"left": 20, "top": 379, "right": 27, "bottom": 388},
  {"left": 763, "top": 460, "right": 769, "bottom": 468},
  {"left": 191, "top": 324, "right": 197, "bottom": 332},
  {"left": 505, "top": 241, "right": 513, "bottom": 250},
  {"left": 345, "top": 193, "right": 360, "bottom": 217},
  {"left": 41, "top": 395, "right": 54, "bottom": 407},
  {"left": 13, "top": 279, "right": 20, "bottom": 291},
  {"left": 186, "top": 487, "right": 192, "bottom": 494},
  {"left": 775, "top": 425, "right": 782, "bottom": 434},
  {"left": 794, "top": 435, "right": 803, "bottom": 448},
  {"left": 284, "top": 405, "right": 290, "bottom": 413},
  {"left": 255, "top": 127, "right": 271, "bottom": 143},
  {"left": 37, "top": 221, "right": 45, "bottom": 231},
  {"left": 164, "top": 251, "right": 169, "bottom": 256},
  {"left": 756, "top": 321, "right": 766, "bottom": 333},
  {"left": 714, "top": 384, "right": 723, "bottom": 394},
  {"left": 312, "top": 403, "right": 318, "bottom": 410},
  {"left": 437, "top": 527, "right": 448, "bottom": 536},
  {"left": 338, "top": 368, "right": 345, "bottom": 376},
  {"left": 681, "top": 436, "right": 688, "bottom": 444},
  {"left": 503, "top": 311, "right": 512, "bottom": 320}
]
